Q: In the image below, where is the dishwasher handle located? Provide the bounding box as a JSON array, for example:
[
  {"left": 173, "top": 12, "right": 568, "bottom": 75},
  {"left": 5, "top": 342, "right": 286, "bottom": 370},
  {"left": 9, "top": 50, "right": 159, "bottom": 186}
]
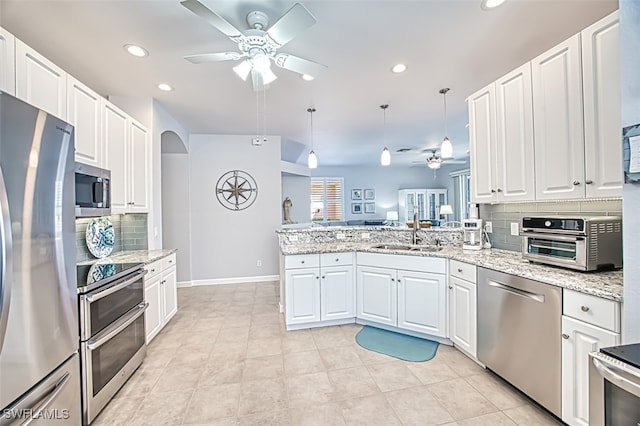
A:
[{"left": 488, "top": 280, "right": 545, "bottom": 303}]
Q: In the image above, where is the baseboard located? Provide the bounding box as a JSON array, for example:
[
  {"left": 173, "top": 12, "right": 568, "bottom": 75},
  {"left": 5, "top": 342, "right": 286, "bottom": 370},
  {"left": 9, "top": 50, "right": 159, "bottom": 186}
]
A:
[
  {"left": 187, "top": 275, "right": 280, "bottom": 287},
  {"left": 177, "top": 281, "right": 193, "bottom": 288}
]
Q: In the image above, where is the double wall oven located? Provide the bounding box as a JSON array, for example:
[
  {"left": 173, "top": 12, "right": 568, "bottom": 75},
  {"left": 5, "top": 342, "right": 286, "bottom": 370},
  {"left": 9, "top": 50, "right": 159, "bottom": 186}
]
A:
[{"left": 77, "top": 261, "right": 147, "bottom": 424}]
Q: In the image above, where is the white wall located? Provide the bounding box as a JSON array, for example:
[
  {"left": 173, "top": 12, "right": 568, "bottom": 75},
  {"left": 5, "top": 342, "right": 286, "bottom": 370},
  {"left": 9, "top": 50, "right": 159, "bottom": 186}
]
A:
[
  {"left": 621, "top": 0, "right": 640, "bottom": 342},
  {"left": 312, "top": 164, "right": 459, "bottom": 221},
  {"left": 188, "top": 134, "right": 281, "bottom": 283},
  {"left": 281, "top": 175, "right": 311, "bottom": 224}
]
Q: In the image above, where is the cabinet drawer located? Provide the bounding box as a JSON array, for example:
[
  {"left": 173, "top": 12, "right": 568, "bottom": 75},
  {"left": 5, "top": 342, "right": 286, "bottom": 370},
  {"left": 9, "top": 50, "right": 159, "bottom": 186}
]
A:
[
  {"left": 162, "top": 253, "right": 176, "bottom": 270},
  {"left": 285, "top": 254, "right": 320, "bottom": 269},
  {"left": 145, "top": 259, "right": 162, "bottom": 280},
  {"left": 320, "top": 252, "right": 354, "bottom": 267},
  {"left": 563, "top": 289, "right": 620, "bottom": 332},
  {"left": 450, "top": 260, "right": 477, "bottom": 283},
  {"left": 357, "top": 252, "right": 445, "bottom": 274}
]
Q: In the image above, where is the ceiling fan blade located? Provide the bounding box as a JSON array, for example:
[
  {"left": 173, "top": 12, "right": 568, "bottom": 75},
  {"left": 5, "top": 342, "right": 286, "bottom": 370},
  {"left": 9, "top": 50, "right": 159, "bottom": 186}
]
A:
[
  {"left": 266, "top": 3, "right": 316, "bottom": 47},
  {"left": 274, "top": 53, "right": 327, "bottom": 77},
  {"left": 443, "top": 160, "right": 468, "bottom": 164},
  {"left": 181, "top": 0, "right": 243, "bottom": 40},
  {"left": 184, "top": 52, "right": 242, "bottom": 64}
]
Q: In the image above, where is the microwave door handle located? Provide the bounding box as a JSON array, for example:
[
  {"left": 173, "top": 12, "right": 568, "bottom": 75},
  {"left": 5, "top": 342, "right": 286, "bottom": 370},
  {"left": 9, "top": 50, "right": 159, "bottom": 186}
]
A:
[
  {"left": 87, "top": 302, "right": 148, "bottom": 351},
  {"left": 525, "top": 234, "right": 584, "bottom": 242},
  {"left": 19, "top": 372, "right": 71, "bottom": 426},
  {"left": 85, "top": 269, "right": 146, "bottom": 303},
  {"left": 0, "top": 167, "right": 13, "bottom": 353},
  {"left": 593, "top": 357, "right": 640, "bottom": 398},
  {"left": 92, "top": 181, "right": 104, "bottom": 204}
]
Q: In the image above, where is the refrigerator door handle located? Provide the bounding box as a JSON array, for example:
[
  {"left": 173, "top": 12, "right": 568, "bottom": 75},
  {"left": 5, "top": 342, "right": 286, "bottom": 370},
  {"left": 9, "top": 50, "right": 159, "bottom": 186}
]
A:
[
  {"left": 18, "top": 372, "right": 71, "bottom": 426},
  {"left": 0, "top": 167, "right": 13, "bottom": 353}
]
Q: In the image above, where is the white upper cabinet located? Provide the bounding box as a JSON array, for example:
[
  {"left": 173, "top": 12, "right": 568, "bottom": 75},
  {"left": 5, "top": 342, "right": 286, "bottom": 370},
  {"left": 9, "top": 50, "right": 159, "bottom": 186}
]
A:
[
  {"left": 104, "top": 102, "right": 129, "bottom": 213},
  {"left": 532, "top": 34, "right": 585, "bottom": 200},
  {"left": 129, "top": 119, "right": 150, "bottom": 212},
  {"left": 15, "top": 39, "right": 67, "bottom": 120},
  {"left": 67, "top": 76, "right": 102, "bottom": 168},
  {"left": 495, "top": 63, "right": 536, "bottom": 202},
  {"left": 468, "top": 84, "right": 497, "bottom": 203},
  {"left": 582, "top": 11, "right": 622, "bottom": 198},
  {"left": 0, "top": 27, "right": 16, "bottom": 96}
]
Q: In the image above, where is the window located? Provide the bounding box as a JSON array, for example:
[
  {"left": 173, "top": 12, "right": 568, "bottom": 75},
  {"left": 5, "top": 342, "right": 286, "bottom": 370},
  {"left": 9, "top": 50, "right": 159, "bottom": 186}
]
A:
[
  {"left": 310, "top": 177, "right": 344, "bottom": 222},
  {"left": 450, "top": 169, "right": 471, "bottom": 222}
]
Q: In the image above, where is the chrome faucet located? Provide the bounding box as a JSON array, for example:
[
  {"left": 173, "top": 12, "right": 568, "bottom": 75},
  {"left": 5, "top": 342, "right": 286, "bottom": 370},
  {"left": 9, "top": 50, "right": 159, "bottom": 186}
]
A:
[{"left": 412, "top": 212, "right": 420, "bottom": 245}]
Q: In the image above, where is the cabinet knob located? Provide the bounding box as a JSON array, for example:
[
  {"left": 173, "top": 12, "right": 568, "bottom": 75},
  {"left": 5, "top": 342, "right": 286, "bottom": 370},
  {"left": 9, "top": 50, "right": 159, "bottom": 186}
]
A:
[
  {"left": 457, "top": 268, "right": 463, "bottom": 273},
  {"left": 562, "top": 333, "right": 570, "bottom": 340},
  {"left": 391, "top": 278, "right": 395, "bottom": 282},
  {"left": 316, "top": 276, "right": 319, "bottom": 280},
  {"left": 581, "top": 305, "right": 590, "bottom": 312},
  {"left": 585, "top": 180, "right": 593, "bottom": 185},
  {"left": 169, "top": 260, "right": 173, "bottom": 263},
  {"left": 322, "top": 276, "right": 325, "bottom": 279},
  {"left": 573, "top": 181, "right": 580, "bottom": 186},
  {"left": 491, "top": 189, "right": 496, "bottom": 193},
  {"left": 497, "top": 188, "right": 502, "bottom": 193},
  {"left": 397, "top": 279, "right": 401, "bottom": 283},
  {"left": 151, "top": 269, "right": 155, "bottom": 273},
  {"left": 335, "top": 258, "right": 339, "bottom": 262},
  {"left": 449, "top": 286, "right": 453, "bottom": 290},
  {"left": 301, "top": 260, "right": 305, "bottom": 264}
]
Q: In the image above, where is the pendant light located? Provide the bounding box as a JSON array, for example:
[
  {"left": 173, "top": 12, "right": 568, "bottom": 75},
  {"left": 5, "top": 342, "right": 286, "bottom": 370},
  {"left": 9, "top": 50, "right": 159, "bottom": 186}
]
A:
[
  {"left": 307, "top": 107, "right": 318, "bottom": 169},
  {"left": 380, "top": 104, "right": 391, "bottom": 166},
  {"left": 440, "top": 88, "right": 454, "bottom": 159}
]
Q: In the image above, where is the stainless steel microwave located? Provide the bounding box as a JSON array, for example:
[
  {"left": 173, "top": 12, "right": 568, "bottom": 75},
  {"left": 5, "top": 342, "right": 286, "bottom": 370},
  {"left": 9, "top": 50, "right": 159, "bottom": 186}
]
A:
[{"left": 75, "top": 162, "right": 111, "bottom": 217}]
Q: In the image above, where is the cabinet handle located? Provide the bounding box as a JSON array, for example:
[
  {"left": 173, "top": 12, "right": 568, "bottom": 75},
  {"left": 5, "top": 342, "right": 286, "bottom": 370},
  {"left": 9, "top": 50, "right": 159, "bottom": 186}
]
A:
[
  {"left": 562, "top": 333, "right": 570, "bottom": 340},
  {"left": 585, "top": 180, "right": 593, "bottom": 185},
  {"left": 573, "top": 181, "right": 580, "bottom": 186},
  {"left": 581, "top": 305, "right": 590, "bottom": 312},
  {"left": 457, "top": 268, "right": 463, "bottom": 273}
]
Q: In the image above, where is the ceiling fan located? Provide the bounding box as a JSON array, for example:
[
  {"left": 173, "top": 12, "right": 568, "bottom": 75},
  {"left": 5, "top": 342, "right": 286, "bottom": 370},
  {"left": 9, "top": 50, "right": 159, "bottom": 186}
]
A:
[
  {"left": 181, "top": 0, "right": 327, "bottom": 91},
  {"left": 412, "top": 149, "right": 467, "bottom": 169}
]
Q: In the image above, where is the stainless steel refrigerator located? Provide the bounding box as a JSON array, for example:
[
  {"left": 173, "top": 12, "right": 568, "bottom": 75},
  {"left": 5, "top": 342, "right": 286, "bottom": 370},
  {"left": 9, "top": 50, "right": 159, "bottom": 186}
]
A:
[{"left": 0, "top": 92, "right": 81, "bottom": 424}]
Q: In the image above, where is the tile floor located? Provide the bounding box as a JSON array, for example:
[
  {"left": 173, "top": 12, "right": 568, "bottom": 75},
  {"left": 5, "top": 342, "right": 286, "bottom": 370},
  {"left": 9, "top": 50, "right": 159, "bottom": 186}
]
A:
[{"left": 93, "top": 282, "right": 563, "bottom": 426}]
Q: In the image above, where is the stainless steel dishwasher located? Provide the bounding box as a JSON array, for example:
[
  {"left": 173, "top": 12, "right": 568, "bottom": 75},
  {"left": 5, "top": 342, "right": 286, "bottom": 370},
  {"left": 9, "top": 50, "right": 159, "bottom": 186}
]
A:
[{"left": 477, "top": 267, "right": 562, "bottom": 418}]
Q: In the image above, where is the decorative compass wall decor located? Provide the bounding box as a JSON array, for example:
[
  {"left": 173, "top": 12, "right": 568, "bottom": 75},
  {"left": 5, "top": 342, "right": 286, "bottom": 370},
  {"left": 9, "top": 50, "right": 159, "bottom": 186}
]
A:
[{"left": 215, "top": 170, "right": 258, "bottom": 211}]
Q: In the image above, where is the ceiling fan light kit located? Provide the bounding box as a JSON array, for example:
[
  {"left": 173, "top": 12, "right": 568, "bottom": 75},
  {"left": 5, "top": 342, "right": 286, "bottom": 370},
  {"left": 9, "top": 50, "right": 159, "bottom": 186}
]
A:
[{"left": 181, "top": 0, "right": 327, "bottom": 91}]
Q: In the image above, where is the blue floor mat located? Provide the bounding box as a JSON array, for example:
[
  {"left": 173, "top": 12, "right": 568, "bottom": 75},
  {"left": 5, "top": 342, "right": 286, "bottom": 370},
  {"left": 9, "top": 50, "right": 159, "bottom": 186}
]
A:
[{"left": 355, "top": 326, "right": 439, "bottom": 362}]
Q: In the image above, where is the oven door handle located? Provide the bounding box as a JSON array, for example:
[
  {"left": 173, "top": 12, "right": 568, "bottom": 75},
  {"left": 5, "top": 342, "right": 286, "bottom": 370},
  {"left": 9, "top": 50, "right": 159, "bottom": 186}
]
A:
[
  {"left": 523, "top": 232, "right": 585, "bottom": 242},
  {"left": 87, "top": 302, "right": 148, "bottom": 351},
  {"left": 593, "top": 357, "right": 640, "bottom": 398},
  {"left": 19, "top": 372, "right": 71, "bottom": 426},
  {"left": 86, "top": 269, "right": 146, "bottom": 303}
]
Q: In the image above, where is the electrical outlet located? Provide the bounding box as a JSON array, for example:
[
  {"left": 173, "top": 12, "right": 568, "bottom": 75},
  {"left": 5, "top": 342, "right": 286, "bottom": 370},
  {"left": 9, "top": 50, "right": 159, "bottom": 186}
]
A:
[
  {"left": 485, "top": 221, "right": 493, "bottom": 234},
  {"left": 361, "top": 232, "right": 371, "bottom": 239},
  {"left": 510, "top": 222, "right": 519, "bottom": 236},
  {"left": 256, "top": 260, "right": 262, "bottom": 267},
  {"left": 336, "top": 233, "right": 346, "bottom": 240}
]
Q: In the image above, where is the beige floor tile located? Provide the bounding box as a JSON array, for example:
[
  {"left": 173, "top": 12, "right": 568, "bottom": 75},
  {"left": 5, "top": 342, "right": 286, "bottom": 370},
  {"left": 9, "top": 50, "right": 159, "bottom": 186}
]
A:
[
  {"left": 217, "top": 327, "right": 250, "bottom": 344},
  {"left": 289, "top": 402, "right": 346, "bottom": 426},
  {"left": 114, "top": 364, "right": 163, "bottom": 398},
  {"left": 92, "top": 395, "right": 144, "bottom": 426},
  {"left": 311, "top": 326, "right": 351, "bottom": 349},
  {"left": 284, "top": 350, "right": 326, "bottom": 376},
  {"left": 438, "top": 349, "right": 485, "bottom": 377},
  {"left": 327, "top": 366, "right": 380, "bottom": 401},
  {"left": 502, "top": 404, "right": 563, "bottom": 425},
  {"left": 182, "top": 383, "right": 241, "bottom": 424},
  {"left": 320, "top": 346, "right": 364, "bottom": 370},
  {"left": 237, "top": 409, "right": 291, "bottom": 426},
  {"left": 286, "top": 372, "right": 334, "bottom": 408},
  {"left": 246, "top": 337, "right": 282, "bottom": 358},
  {"left": 166, "top": 346, "right": 211, "bottom": 367},
  {"left": 406, "top": 358, "right": 459, "bottom": 385},
  {"left": 153, "top": 364, "right": 203, "bottom": 392},
  {"left": 339, "top": 323, "right": 362, "bottom": 341},
  {"left": 211, "top": 341, "right": 248, "bottom": 358},
  {"left": 339, "top": 394, "right": 402, "bottom": 425},
  {"left": 428, "top": 378, "right": 499, "bottom": 421},
  {"left": 179, "top": 329, "right": 219, "bottom": 348},
  {"left": 352, "top": 343, "right": 397, "bottom": 365},
  {"left": 366, "top": 361, "right": 422, "bottom": 392},
  {"left": 249, "top": 324, "right": 283, "bottom": 339},
  {"left": 464, "top": 373, "right": 528, "bottom": 410},
  {"left": 242, "top": 354, "right": 284, "bottom": 381},
  {"left": 282, "top": 330, "right": 317, "bottom": 353},
  {"left": 384, "top": 385, "right": 454, "bottom": 426},
  {"left": 129, "top": 389, "right": 193, "bottom": 426},
  {"left": 457, "top": 412, "right": 517, "bottom": 425},
  {"left": 199, "top": 357, "right": 245, "bottom": 386},
  {"left": 237, "top": 378, "right": 288, "bottom": 416}
]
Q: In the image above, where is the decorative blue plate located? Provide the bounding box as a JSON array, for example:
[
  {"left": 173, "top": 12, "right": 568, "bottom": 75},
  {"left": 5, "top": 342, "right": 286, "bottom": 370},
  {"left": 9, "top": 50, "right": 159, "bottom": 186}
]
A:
[{"left": 86, "top": 217, "right": 115, "bottom": 258}]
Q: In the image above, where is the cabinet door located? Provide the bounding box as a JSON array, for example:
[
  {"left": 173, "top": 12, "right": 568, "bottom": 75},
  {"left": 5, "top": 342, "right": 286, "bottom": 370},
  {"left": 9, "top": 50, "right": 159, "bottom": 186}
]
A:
[
  {"left": 495, "top": 63, "right": 535, "bottom": 202},
  {"left": 468, "top": 84, "right": 497, "bottom": 203},
  {"left": 532, "top": 34, "right": 585, "bottom": 200},
  {"left": 356, "top": 266, "right": 396, "bottom": 326},
  {"left": 68, "top": 77, "right": 102, "bottom": 168},
  {"left": 320, "top": 265, "right": 355, "bottom": 321},
  {"left": 0, "top": 27, "right": 16, "bottom": 95},
  {"left": 449, "top": 276, "right": 477, "bottom": 357},
  {"left": 145, "top": 273, "right": 163, "bottom": 343},
  {"left": 129, "top": 120, "right": 149, "bottom": 212},
  {"left": 561, "top": 316, "right": 619, "bottom": 426},
  {"left": 426, "top": 189, "right": 447, "bottom": 221},
  {"left": 103, "top": 102, "right": 129, "bottom": 213},
  {"left": 582, "top": 12, "right": 622, "bottom": 199},
  {"left": 162, "top": 266, "right": 178, "bottom": 323},
  {"left": 15, "top": 39, "right": 67, "bottom": 119},
  {"left": 397, "top": 270, "right": 447, "bottom": 337},
  {"left": 285, "top": 268, "right": 321, "bottom": 325}
]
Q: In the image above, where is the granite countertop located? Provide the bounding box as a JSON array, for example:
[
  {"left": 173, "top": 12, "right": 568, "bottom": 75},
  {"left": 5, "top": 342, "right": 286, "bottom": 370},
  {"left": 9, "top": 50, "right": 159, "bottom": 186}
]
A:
[
  {"left": 280, "top": 243, "right": 623, "bottom": 302},
  {"left": 77, "top": 249, "right": 177, "bottom": 266}
]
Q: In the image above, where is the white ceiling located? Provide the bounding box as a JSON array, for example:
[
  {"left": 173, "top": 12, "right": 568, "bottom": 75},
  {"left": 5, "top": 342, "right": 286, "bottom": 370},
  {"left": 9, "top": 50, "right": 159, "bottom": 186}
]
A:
[{"left": 0, "top": 0, "right": 617, "bottom": 166}]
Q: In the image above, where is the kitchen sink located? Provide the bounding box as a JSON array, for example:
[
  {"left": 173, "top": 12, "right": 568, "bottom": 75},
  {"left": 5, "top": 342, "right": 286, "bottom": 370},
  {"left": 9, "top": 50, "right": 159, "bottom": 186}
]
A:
[{"left": 373, "top": 244, "right": 443, "bottom": 252}]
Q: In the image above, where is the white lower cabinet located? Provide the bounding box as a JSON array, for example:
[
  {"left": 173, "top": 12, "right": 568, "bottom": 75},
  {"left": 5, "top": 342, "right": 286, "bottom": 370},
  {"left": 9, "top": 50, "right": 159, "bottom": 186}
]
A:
[
  {"left": 448, "top": 260, "right": 477, "bottom": 358},
  {"left": 397, "top": 270, "right": 446, "bottom": 336},
  {"left": 144, "top": 253, "right": 178, "bottom": 343},
  {"left": 356, "top": 266, "right": 397, "bottom": 326},
  {"left": 284, "top": 253, "right": 355, "bottom": 328}
]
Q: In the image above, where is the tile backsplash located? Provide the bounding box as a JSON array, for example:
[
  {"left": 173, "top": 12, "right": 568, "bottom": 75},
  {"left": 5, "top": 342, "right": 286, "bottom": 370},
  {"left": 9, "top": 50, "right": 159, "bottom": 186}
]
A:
[
  {"left": 76, "top": 214, "right": 148, "bottom": 261},
  {"left": 480, "top": 199, "right": 622, "bottom": 252}
]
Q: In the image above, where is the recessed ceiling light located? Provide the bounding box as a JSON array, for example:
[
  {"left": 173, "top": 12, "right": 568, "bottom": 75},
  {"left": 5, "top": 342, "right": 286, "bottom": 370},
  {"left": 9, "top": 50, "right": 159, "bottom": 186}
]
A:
[
  {"left": 301, "top": 74, "right": 314, "bottom": 81},
  {"left": 391, "top": 64, "right": 407, "bottom": 73},
  {"left": 124, "top": 44, "right": 148, "bottom": 58},
  {"left": 481, "top": 0, "right": 506, "bottom": 10},
  {"left": 158, "top": 83, "right": 174, "bottom": 92}
]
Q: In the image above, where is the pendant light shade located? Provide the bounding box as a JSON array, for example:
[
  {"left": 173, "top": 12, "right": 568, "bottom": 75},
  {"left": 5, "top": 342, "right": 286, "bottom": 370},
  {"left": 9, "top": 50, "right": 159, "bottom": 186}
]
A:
[
  {"left": 440, "top": 88, "right": 454, "bottom": 159},
  {"left": 307, "top": 107, "right": 318, "bottom": 169},
  {"left": 380, "top": 104, "right": 390, "bottom": 166}
]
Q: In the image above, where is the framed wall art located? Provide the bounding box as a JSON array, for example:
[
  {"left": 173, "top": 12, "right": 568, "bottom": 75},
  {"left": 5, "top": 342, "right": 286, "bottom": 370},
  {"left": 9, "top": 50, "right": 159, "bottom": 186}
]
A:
[
  {"left": 364, "top": 202, "right": 376, "bottom": 214},
  {"left": 364, "top": 189, "right": 375, "bottom": 200},
  {"left": 352, "top": 203, "right": 363, "bottom": 214},
  {"left": 351, "top": 189, "right": 362, "bottom": 200}
]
